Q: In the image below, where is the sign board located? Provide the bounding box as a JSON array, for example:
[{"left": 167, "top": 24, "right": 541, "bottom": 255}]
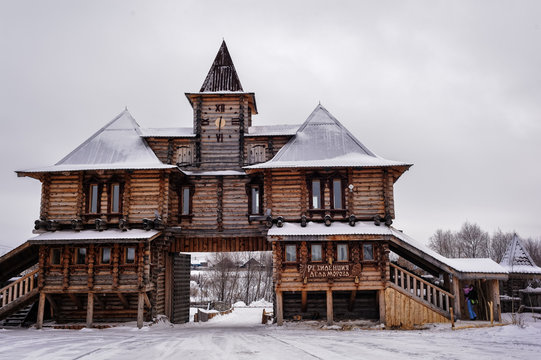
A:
[{"left": 306, "top": 263, "right": 351, "bottom": 278}]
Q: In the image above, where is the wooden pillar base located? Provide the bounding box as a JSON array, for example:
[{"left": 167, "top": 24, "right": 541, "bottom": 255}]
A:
[
  {"left": 137, "top": 292, "right": 144, "bottom": 329},
  {"left": 86, "top": 292, "right": 94, "bottom": 328}
]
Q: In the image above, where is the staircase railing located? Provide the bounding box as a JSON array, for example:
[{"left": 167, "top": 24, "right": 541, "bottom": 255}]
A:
[
  {"left": 390, "top": 263, "right": 454, "bottom": 315},
  {"left": 0, "top": 269, "right": 38, "bottom": 308}
]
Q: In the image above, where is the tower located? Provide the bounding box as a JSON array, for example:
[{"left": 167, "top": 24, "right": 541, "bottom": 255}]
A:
[{"left": 185, "top": 41, "right": 257, "bottom": 170}]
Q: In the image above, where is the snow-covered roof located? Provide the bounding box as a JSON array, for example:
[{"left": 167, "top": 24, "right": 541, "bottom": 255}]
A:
[
  {"left": 245, "top": 125, "right": 300, "bottom": 137},
  {"left": 245, "top": 105, "right": 412, "bottom": 170},
  {"left": 268, "top": 222, "right": 507, "bottom": 277},
  {"left": 500, "top": 234, "right": 541, "bottom": 274},
  {"left": 28, "top": 229, "right": 161, "bottom": 243},
  {"left": 17, "top": 110, "right": 176, "bottom": 173},
  {"left": 140, "top": 127, "right": 195, "bottom": 138}
]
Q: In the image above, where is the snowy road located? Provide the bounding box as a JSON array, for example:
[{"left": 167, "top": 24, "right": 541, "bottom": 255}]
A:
[{"left": 1, "top": 309, "right": 540, "bottom": 360}]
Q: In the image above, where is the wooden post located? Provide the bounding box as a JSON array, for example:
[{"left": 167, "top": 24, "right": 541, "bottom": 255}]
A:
[
  {"left": 86, "top": 293, "right": 94, "bottom": 328},
  {"left": 491, "top": 279, "right": 500, "bottom": 322},
  {"left": 276, "top": 290, "right": 284, "bottom": 326},
  {"left": 489, "top": 301, "right": 494, "bottom": 325},
  {"left": 452, "top": 275, "right": 461, "bottom": 320},
  {"left": 450, "top": 307, "right": 455, "bottom": 328},
  {"left": 36, "top": 292, "right": 46, "bottom": 329},
  {"left": 378, "top": 289, "right": 386, "bottom": 324},
  {"left": 326, "top": 289, "right": 333, "bottom": 326},
  {"left": 164, "top": 253, "right": 173, "bottom": 320},
  {"left": 301, "top": 290, "right": 308, "bottom": 313},
  {"left": 137, "top": 292, "right": 145, "bottom": 329}
]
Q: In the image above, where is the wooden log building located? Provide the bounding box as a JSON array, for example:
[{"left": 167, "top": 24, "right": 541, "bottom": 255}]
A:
[{"left": 0, "top": 41, "right": 509, "bottom": 329}]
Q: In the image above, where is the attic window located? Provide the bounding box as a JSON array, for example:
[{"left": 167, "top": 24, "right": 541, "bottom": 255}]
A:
[
  {"left": 177, "top": 146, "right": 193, "bottom": 165},
  {"left": 249, "top": 145, "right": 266, "bottom": 164}
]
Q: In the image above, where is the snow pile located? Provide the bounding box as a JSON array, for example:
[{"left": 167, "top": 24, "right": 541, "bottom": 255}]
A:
[
  {"left": 249, "top": 299, "right": 273, "bottom": 308},
  {"left": 233, "top": 301, "right": 247, "bottom": 307}
]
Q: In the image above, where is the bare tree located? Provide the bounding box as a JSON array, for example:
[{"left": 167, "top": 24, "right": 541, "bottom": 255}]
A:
[
  {"left": 523, "top": 237, "right": 541, "bottom": 266},
  {"left": 456, "top": 222, "right": 490, "bottom": 258},
  {"left": 490, "top": 229, "right": 513, "bottom": 262},
  {"left": 429, "top": 229, "right": 457, "bottom": 257}
]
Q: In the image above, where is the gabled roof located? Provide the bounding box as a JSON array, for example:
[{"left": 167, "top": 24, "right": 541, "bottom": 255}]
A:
[
  {"left": 500, "top": 234, "right": 541, "bottom": 274},
  {"left": 17, "top": 110, "right": 176, "bottom": 173},
  {"left": 245, "top": 104, "right": 412, "bottom": 170},
  {"left": 200, "top": 40, "right": 243, "bottom": 92}
]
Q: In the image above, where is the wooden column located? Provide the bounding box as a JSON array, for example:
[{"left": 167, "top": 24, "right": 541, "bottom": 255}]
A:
[
  {"left": 491, "top": 279, "right": 501, "bottom": 322},
  {"left": 86, "top": 292, "right": 94, "bottom": 328},
  {"left": 378, "top": 289, "right": 386, "bottom": 324},
  {"left": 137, "top": 292, "right": 145, "bottom": 329},
  {"left": 164, "top": 252, "right": 173, "bottom": 320},
  {"left": 452, "top": 275, "right": 461, "bottom": 320},
  {"left": 301, "top": 290, "right": 308, "bottom": 313},
  {"left": 36, "top": 292, "right": 46, "bottom": 329},
  {"left": 276, "top": 290, "right": 284, "bottom": 326},
  {"left": 326, "top": 289, "right": 333, "bottom": 326}
]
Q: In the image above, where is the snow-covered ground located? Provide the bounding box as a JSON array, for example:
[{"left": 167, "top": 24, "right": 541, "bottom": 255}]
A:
[{"left": 1, "top": 310, "right": 540, "bottom": 360}]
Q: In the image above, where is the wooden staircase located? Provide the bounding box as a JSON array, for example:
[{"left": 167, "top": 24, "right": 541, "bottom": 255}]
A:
[
  {"left": 0, "top": 269, "right": 39, "bottom": 322},
  {"left": 0, "top": 303, "right": 35, "bottom": 327},
  {"left": 387, "top": 263, "right": 455, "bottom": 327}
]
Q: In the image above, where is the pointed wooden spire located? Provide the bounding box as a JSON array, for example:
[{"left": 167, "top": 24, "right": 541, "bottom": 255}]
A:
[{"left": 200, "top": 40, "right": 243, "bottom": 92}]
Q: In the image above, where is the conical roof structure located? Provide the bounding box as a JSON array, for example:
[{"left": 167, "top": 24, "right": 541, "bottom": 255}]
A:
[
  {"left": 245, "top": 104, "right": 412, "bottom": 170},
  {"left": 17, "top": 110, "right": 176, "bottom": 173},
  {"left": 500, "top": 234, "right": 541, "bottom": 274},
  {"left": 200, "top": 40, "right": 243, "bottom": 92}
]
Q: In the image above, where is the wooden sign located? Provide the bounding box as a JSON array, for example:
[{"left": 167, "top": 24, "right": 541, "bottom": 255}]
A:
[{"left": 306, "top": 263, "right": 350, "bottom": 278}]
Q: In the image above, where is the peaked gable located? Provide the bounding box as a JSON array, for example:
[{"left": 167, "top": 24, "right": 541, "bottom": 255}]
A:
[
  {"left": 245, "top": 104, "right": 412, "bottom": 170},
  {"left": 18, "top": 110, "right": 176, "bottom": 173},
  {"left": 200, "top": 40, "right": 243, "bottom": 92},
  {"left": 500, "top": 234, "right": 541, "bottom": 274}
]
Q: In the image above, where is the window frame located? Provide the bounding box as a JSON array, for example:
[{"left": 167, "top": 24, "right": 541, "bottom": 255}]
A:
[
  {"left": 75, "top": 247, "right": 87, "bottom": 265},
  {"left": 362, "top": 243, "right": 374, "bottom": 261},
  {"left": 88, "top": 183, "right": 101, "bottom": 214},
  {"left": 249, "top": 144, "right": 266, "bottom": 164},
  {"left": 336, "top": 244, "right": 348, "bottom": 262},
  {"left": 100, "top": 247, "right": 112, "bottom": 265},
  {"left": 125, "top": 246, "right": 136, "bottom": 264},
  {"left": 50, "top": 248, "right": 62, "bottom": 266},
  {"left": 330, "top": 178, "right": 345, "bottom": 210},
  {"left": 108, "top": 182, "right": 122, "bottom": 214},
  {"left": 309, "top": 178, "right": 323, "bottom": 210},
  {"left": 178, "top": 183, "right": 195, "bottom": 220},
  {"left": 310, "top": 243, "right": 323, "bottom": 262},
  {"left": 177, "top": 145, "right": 193, "bottom": 166},
  {"left": 285, "top": 244, "right": 297, "bottom": 263},
  {"left": 84, "top": 177, "right": 124, "bottom": 217}
]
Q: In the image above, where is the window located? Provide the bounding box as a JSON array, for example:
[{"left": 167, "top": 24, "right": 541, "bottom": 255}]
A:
[
  {"left": 125, "top": 247, "right": 136, "bottom": 264},
  {"left": 50, "top": 248, "right": 62, "bottom": 265},
  {"left": 332, "top": 179, "right": 343, "bottom": 209},
  {"left": 311, "top": 179, "right": 322, "bottom": 209},
  {"left": 311, "top": 244, "right": 322, "bottom": 262},
  {"left": 76, "top": 248, "right": 87, "bottom": 265},
  {"left": 249, "top": 184, "right": 264, "bottom": 215},
  {"left": 181, "top": 186, "right": 191, "bottom": 215},
  {"left": 337, "top": 244, "right": 348, "bottom": 262},
  {"left": 177, "top": 146, "right": 193, "bottom": 165},
  {"left": 110, "top": 183, "right": 121, "bottom": 213},
  {"left": 86, "top": 180, "right": 123, "bottom": 215},
  {"left": 249, "top": 145, "right": 266, "bottom": 164},
  {"left": 101, "top": 247, "right": 111, "bottom": 264},
  {"left": 285, "top": 245, "right": 297, "bottom": 262},
  {"left": 363, "top": 244, "right": 374, "bottom": 261},
  {"left": 89, "top": 184, "right": 99, "bottom": 213}
]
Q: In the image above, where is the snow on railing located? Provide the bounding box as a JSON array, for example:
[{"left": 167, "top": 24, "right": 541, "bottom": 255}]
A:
[
  {"left": 0, "top": 269, "right": 38, "bottom": 308},
  {"left": 390, "top": 263, "right": 454, "bottom": 314}
]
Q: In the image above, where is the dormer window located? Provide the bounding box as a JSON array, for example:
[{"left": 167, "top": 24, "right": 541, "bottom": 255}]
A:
[
  {"left": 177, "top": 145, "right": 193, "bottom": 166},
  {"left": 85, "top": 178, "right": 123, "bottom": 216},
  {"left": 249, "top": 145, "right": 266, "bottom": 164}
]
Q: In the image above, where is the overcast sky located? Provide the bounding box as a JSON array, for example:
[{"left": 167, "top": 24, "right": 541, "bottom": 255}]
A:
[{"left": 1, "top": 0, "right": 540, "bottom": 254}]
